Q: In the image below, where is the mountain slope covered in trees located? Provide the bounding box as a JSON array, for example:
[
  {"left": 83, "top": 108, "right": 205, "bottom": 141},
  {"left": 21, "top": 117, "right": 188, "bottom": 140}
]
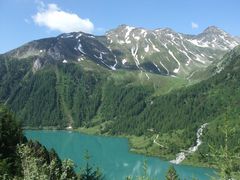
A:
[
  {"left": 0, "top": 25, "right": 240, "bottom": 168},
  {"left": 0, "top": 105, "right": 104, "bottom": 179}
]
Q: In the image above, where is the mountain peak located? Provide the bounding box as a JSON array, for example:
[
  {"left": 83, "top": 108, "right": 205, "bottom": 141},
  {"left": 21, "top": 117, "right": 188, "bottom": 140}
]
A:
[
  {"left": 57, "top": 31, "right": 91, "bottom": 39},
  {"left": 154, "top": 27, "right": 176, "bottom": 34},
  {"left": 202, "top": 26, "right": 224, "bottom": 34},
  {"left": 116, "top": 24, "right": 135, "bottom": 30}
]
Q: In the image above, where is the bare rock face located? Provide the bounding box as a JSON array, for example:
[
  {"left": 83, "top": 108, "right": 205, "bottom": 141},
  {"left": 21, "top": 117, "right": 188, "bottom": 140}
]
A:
[
  {"left": 3, "top": 25, "right": 240, "bottom": 79},
  {"left": 32, "top": 58, "right": 42, "bottom": 73}
]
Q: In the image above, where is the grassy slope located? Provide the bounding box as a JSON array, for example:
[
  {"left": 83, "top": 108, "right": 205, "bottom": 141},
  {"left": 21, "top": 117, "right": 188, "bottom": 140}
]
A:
[
  {"left": 75, "top": 47, "right": 240, "bottom": 169},
  {"left": 110, "top": 69, "right": 188, "bottom": 96},
  {"left": 2, "top": 47, "right": 240, "bottom": 169}
]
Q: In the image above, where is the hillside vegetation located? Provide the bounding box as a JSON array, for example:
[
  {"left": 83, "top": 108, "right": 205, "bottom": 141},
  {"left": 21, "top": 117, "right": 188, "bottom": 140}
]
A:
[{"left": 1, "top": 44, "right": 240, "bottom": 165}]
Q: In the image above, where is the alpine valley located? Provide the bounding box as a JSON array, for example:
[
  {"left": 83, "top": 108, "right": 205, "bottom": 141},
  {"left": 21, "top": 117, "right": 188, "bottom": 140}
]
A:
[{"left": 1, "top": 24, "right": 240, "bottom": 171}]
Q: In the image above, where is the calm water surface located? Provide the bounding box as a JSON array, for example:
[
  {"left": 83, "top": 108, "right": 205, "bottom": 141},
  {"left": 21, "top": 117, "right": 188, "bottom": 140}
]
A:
[{"left": 25, "top": 130, "right": 215, "bottom": 180}]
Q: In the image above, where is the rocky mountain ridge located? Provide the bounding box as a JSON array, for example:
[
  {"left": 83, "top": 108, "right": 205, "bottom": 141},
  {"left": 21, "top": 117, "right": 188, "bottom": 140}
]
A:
[{"left": 4, "top": 25, "right": 240, "bottom": 78}]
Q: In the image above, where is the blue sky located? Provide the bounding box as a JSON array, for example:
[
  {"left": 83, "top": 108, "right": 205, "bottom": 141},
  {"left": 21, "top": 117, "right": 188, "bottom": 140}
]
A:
[{"left": 0, "top": 0, "right": 240, "bottom": 53}]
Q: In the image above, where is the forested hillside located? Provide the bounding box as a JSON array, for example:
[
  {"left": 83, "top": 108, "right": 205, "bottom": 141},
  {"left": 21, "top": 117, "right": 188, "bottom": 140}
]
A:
[
  {"left": 99, "top": 46, "right": 240, "bottom": 158},
  {"left": 1, "top": 41, "right": 240, "bottom": 168},
  {"left": 106, "top": 45, "right": 240, "bottom": 135},
  {"left": 0, "top": 105, "right": 104, "bottom": 179},
  {"left": 0, "top": 54, "right": 186, "bottom": 129}
]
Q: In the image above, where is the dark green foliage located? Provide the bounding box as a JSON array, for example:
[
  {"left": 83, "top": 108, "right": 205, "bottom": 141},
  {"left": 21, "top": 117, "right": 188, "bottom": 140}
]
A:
[
  {"left": 0, "top": 57, "right": 108, "bottom": 128},
  {"left": 0, "top": 56, "right": 32, "bottom": 101},
  {"left": 26, "top": 140, "right": 62, "bottom": 167},
  {"left": 48, "top": 149, "right": 64, "bottom": 180},
  {"left": 108, "top": 59, "right": 240, "bottom": 136},
  {"left": 21, "top": 140, "right": 77, "bottom": 179},
  {"left": 165, "top": 165, "right": 179, "bottom": 180},
  {"left": 0, "top": 105, "right": 79, "bottom": 179},
  {"left": 56, "top": 63, "right": 105, "bottom": 127},
  {"left": 1, "top": 46, "right": 240, "bottom": 170},
  {"left": 100, "top": 80, "right": 152, "bottom": 135},
  {"left": 205, "top": 120, "right": 240, "bottom": 179},
  {"left": 10, "top": 68, "right": 65, "bottom": 127},
  {"left": 0, "top": 104, "right": 24, "bottom": 177},
  {"left": 196, "top": 117, "right": 240, "bottom": 167},
  {"left": 79, "top": 163, "right": 103, "bottom": 180},
  {"left": 79, "top": 151, "right": 104, "bottom": 180},
  {"left": 102, "top": 48, "right": 240, "bottom": 147}
]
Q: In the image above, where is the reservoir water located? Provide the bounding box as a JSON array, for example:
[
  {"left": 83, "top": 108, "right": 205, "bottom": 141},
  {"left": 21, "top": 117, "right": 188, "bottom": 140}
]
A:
[{"left": 25, "top": 130, "right": 215, "bottom": 180}]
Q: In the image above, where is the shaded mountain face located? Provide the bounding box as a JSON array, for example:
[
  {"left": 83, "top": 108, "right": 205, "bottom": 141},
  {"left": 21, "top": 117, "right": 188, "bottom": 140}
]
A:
[
  {"left": 3, "top": 25, "right": 239, "bottom": 78},
  {"left": 5, "top": 32, "right": 118, "bottom": 71}
]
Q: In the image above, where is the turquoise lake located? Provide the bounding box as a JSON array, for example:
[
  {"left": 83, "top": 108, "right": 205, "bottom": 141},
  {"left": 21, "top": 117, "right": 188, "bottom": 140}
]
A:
[{"left": 25, "top": 130, "right": 215, "bottom": 180}]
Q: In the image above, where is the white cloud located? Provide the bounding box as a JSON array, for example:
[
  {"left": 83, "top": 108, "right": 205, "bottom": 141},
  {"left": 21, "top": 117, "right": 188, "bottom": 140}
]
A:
[
  {"left": 191, "top": 22, "right": 199, "bottom": 29},
  {"left": 32, "top": 2, "right": 94, "bottom": 33}
]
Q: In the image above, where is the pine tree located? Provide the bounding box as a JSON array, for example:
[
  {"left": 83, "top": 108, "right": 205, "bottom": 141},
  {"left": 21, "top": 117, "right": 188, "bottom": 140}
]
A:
[
  {"left": 17, "top": 143, "right": 49, "bottom": 180},
  {"left": 209, "top": 117, "right": 240, "bottom": 180},
  {"left": 60, "top": 159, "right": 77, "bottom": 180},
  {"left": 165, "top": 165, "right": 179, "bottom": 180},
  {"left": 79, "top": 151, "right": 103, "bottom": 180},
  {"left": 126, "top": 160, "right": 155, "bottom": 180},
  {"left": 0, "top": 105, "right": 24, "bottom": 177}
]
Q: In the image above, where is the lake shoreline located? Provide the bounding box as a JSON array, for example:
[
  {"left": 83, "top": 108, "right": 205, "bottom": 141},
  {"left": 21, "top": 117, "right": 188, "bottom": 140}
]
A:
[
  {"left": 25, "top": 129, "right": 216, "bottom": 180},
  {"left": 23, "top": 126, "right": 213, "bottom": 170},
  {"left": 76, "top": 127, "right": 215, "bottom": 169}
]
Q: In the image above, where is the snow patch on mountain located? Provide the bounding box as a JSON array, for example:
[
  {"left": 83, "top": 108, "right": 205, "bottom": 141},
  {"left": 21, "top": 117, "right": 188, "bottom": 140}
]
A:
[
  {"left": 148, "top": 39, "right": 160, "bottom": 52},
  {"left": 177, "top": 48, "right": 192, "bottom": 66},
  {"left": 131, "top": 44, "right": 140, "bottom": 68},
  {"left": 160, "top": 61, "right": 169, "bottom": 75},
  {"left": 94, "top": 53, "right": 116, "bottom": 70},
  {"left": 194, "top": 54, "right": 206, "bottom": 64},
  {"left": 78, "top": 57, "right": 84, "bottom": 62},
  {"left": 168, "top": 50, "right": 180, "bottom": 73},
  {"left": 94, "top": 53, "right": 103, "bottom": 60},
  {"left": 140, "top": 29, "right": 147, "bottom": 37},
  {"left": 60, "top": 34, "right": 74, "bottom": 38},
  {"left": 88, "top": 35, "right": 95, "bottom": 38},
  {"left": 145, "top": 73, "right": 150, "bottom": 80},
  {"left": 125, "top": 26, "right": 135, "bottom": 44},
  {"left": 133, "top": 33, "right": 140, "bottom": 41},
  {"left": 112, "top": 55, "right": 118, "bottom": 69},
  {"left": 76, "top": 33, "right": 82, "bottom": 39},
  {"left": 153, "top": 62, "right": 161, "bottom": 73},
  {"left": 77, "top": 42, "right": 86, "bottom": 54},
  {"left": 144, "top": 45, "right": 149, "bottom": 52},
  {"left": 187, "top": 39, "right": 210, "bottom": 48},
  {"left": 122, "top": 59, "right": 127, "bottom": 65}
]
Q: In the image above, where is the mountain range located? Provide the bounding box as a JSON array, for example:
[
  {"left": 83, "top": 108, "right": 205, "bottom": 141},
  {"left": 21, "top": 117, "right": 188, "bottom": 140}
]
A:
[
  {"left": 0, "top": 25, "right": 240, "bottom": 164},
  {"left": 5, "top": 25, "right": 240, "bottom": 79}
]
